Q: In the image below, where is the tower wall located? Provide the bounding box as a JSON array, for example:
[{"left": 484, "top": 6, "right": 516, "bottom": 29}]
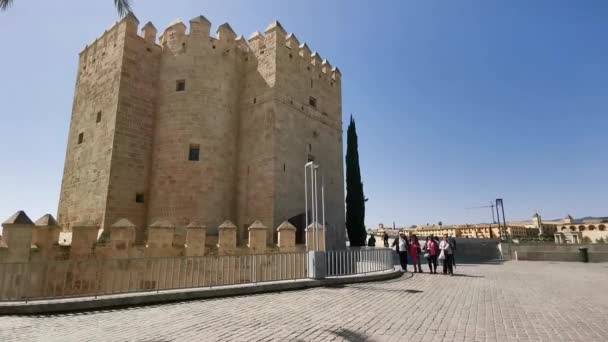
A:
[
  {"left": 147, "top": 21, "right": 245, "bottom": 233},
  {"left": 58, "top": 17, "right": 137, "bottom": 231},
  {"left": 235, "top": 30, "right": 280, "bottom": 243},
  {"left": 272, "top": 30, "right": 345, "bottom": 249},
  {"left": 58, "top": 16, "right": 160, "bottom": 235},
  {"left": 103, "top": 18, "right": 161, "bottom": 239}
]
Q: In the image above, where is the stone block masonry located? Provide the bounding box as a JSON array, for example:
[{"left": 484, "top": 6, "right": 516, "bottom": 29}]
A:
[{"left": 56, "top": 14, "right": 345, "bottom": 249}]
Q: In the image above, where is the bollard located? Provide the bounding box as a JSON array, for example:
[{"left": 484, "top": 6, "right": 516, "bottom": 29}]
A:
[{"left": 578, "top": 247, "right": 589, "bottom": 263}]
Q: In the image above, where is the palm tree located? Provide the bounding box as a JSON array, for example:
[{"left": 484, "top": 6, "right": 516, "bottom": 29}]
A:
[{"left": 0, "top": 0, "right": 132, "bottom": 16}]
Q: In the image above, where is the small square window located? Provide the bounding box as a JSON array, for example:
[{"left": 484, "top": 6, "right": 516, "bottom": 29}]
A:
[
  {"left": 96, "top": 111, "right": 102, "bottom": 123},
  {"left": 308, "top": 154, "right": 315, "bottom": 162},
  {"left": 309, "top": 96, "right": 317, "bottom": 108},
  {"left": 176, "top": 80, "right": 186, "bottom": 92},
  {"left": 77, "top": 132, "right": 84, "bottom": 144},
  {"left": 189, "top": 144, "right": 200, "bottom": 161},
  {"left": 135, "top": 193, "right": 145, "bottom": 203}
]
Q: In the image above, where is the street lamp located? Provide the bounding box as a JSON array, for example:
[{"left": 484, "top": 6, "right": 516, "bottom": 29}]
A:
[{"left": 304, "top": 161, "right": 326, "bottom": 251}]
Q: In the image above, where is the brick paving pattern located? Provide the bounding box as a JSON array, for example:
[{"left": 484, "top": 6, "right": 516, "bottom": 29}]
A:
[{"left": 1, "top": 261, "right": 608, "bottom": 341}]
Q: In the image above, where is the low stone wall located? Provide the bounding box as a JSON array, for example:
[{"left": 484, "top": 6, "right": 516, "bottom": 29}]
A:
[
  {"left": 0, "top": 252, "right": 309, "bottom": 301},
  {"left": 502, "top": 243, "right": 608, "bottom": 262}
]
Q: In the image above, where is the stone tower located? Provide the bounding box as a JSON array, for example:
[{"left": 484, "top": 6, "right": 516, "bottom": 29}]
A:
[{"left": 57, "top": 15, "right": 345, "bottom": 249}]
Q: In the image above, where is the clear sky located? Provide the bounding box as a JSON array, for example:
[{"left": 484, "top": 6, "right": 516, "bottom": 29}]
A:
[{"left": 0, "top": 0, "right": 607, "bottom": 229}]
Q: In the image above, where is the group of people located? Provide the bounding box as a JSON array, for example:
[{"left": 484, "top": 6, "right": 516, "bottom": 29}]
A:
[{"left": 370, "top": 232, "right": 457, "bottom": 275}]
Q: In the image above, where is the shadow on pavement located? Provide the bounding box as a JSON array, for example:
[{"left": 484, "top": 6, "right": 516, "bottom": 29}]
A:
[
  {"left": 404, "top": 289, "right": 423, "bottom": 293},
  {"left": 327, "top": 328, "right": 371, "bottom": 342},
  {"left": 451, "top": 273, "right": 484, "bottom": 278},
  {"left": 454, "top": 259, "right": 505, "bottom": 265}
]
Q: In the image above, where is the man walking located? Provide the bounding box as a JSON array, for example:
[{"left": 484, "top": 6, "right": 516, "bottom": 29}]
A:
[
  {"left": 440, "top": 234, "right": 454, "bottom": 276},
  {"left": 392, "top": 233, "right": 408, "bottom": 272}
]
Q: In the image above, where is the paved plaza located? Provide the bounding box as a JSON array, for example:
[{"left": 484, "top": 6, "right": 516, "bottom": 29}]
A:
[{"left": 1, "top": 261, "right": 608, "bottom": 341}]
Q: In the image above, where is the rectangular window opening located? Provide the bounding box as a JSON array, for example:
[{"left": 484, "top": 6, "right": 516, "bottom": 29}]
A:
[
  {"left": 96, "top": 111, "right": 102, "bottom": 123},
  {"left": 308, "top": 154, "right": 315, "bottom": 162},
  {"left": 309, "top": 96, "right": 317, "bottom": 108},
  {"left": 176, "top": 80, "right": 186, "bottom": 92},
  {"left": 77, "top": 132, "right": 84, "bottom": 144},
  {"left": 135, "top": 193, "right": 145, "bottom": 203},
  {"left": 189, "top": 144, "right": 200, "bottom": 161}
]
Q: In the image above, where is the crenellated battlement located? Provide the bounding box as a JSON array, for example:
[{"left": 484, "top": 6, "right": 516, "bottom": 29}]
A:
[
  {"left": 78, "top": 14, "right": 340, "bottom": 82},
  {"left": 95, "top": 15, "right": 342, "bottom": 83}
]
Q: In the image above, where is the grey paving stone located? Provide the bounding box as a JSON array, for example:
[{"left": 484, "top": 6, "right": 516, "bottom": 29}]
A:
[{"left": 1, "top": 261, "right": 608, "bottom": 341}]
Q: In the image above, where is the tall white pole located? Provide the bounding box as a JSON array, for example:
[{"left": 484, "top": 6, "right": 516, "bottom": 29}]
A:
[
  {"left": 304, "top": 163, "right": 308, "bottom": 252},
  {"left": 314, "top": 165, "right": 319, "bottom": 251},
  {"left": 312, "top": 165, "right": 317, "bottom": 251},
  {"left": 321, "top": 170, "right": 326, "bottom": 250}
]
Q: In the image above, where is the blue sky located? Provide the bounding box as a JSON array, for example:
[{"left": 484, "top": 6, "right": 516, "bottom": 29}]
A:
[{"left": 0, "top": 0, "right": 607, "bottom": 229}]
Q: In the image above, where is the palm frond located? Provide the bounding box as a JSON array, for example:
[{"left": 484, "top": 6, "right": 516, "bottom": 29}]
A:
[
  {"left": 0, "top": 0, "right": 14, "bottom": 11},
  {"left": 114, "top": 0, "right": 132, "bottom": 17}
]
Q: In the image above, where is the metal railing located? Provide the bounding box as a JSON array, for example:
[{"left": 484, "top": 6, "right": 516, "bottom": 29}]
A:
[
  {"left": 0, "top": 248, "right": 397, "bottom": 302},
  {"left": 326, "top": 248, "right": 395, "bottom": 276},
  {"left": 0, "top": 252, "right": 308, "bottom": 302}
]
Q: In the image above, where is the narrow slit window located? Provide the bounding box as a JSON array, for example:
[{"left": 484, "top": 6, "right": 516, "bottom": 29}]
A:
[
  {"left": 135, "top": 193, "right": 145, "bottom": 203},
  {"left": 309, "top": 96, "right": 317, "bottom": 108},
  {"left": 77, "top": 132, "right": 84, "bottom": 144},
  {"left": 96, "top": 111, "right": 102, "bottom": 123},
  {"left": 176, "top": 80, "right": 186, "bottom": 92},
  {"left": 189, "top": 144, "right": 200, "bottom": 161}
]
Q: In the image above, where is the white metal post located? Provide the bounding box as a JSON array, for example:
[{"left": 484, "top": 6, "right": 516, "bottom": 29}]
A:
[
  {"left": 321, "top": 171, "right": 326, "bottom": 251},
  {"left": 314, "top": 165, "right": 320, "bottom": 251},
  {"left": 304, "top": 163, "right": 309, "bottom": 252}
]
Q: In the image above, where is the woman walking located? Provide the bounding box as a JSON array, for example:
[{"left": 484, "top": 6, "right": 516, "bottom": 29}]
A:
[
  {"left": 409, "top": 234, "right": 422, "bottom": 273},
  {"left": 439, "top": 234, "right": 454, "bottom": 276},
  {"left": 424, "top": 235, "right": 439, "bottom": 274}
]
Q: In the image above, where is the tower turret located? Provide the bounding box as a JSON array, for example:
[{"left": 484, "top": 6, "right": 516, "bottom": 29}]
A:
[
  {"left": 217, "top": 23, "right": 237, "bottom": 41},
  {"left": 189, "top": 15, "right": 211, "bottom": 37},
  {"left": 141, "top": 22, "right": 157, "bottom": 44}
]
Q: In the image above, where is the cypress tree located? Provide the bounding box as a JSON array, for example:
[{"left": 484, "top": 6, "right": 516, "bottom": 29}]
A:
[{"left": 345, "top": 115, "right": 367, "bottom": 246}]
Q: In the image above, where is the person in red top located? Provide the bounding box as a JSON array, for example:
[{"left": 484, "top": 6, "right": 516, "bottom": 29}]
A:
[
  {"left": 424, "top": 234, "right": 439, "bottom": 274},
  {"left": 409, "top": 234, "right": 422, "bottom": 273}
]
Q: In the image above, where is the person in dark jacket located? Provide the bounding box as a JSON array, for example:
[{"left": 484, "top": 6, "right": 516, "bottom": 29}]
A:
[
  {"left": 449, "top": 235, "right": 457, "bottom": 267},
  {"left": 383, "top": 232, "right": 389, "bottom": 247},
  {"left": 367, "top": 233, "right": 376, "bottom": 247}
]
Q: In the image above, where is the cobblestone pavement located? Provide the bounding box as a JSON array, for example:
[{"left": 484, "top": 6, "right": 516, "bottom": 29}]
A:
[{"left": 2, "top": 261, "right": 608, "bottom": 342}]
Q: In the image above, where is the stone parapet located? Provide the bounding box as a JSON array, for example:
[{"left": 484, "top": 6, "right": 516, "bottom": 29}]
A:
[
  {"left": 248, "top": 221, "right": 268, "bottom": 254},
  {"left": 185, "top": 221, "right": 206, "bottom": 256},
  {"left": 277, "top": 221, "right": 297, "bottom": 251},
  {"left": 218, "top": 221, "right": 237, "bottom": 255}
]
